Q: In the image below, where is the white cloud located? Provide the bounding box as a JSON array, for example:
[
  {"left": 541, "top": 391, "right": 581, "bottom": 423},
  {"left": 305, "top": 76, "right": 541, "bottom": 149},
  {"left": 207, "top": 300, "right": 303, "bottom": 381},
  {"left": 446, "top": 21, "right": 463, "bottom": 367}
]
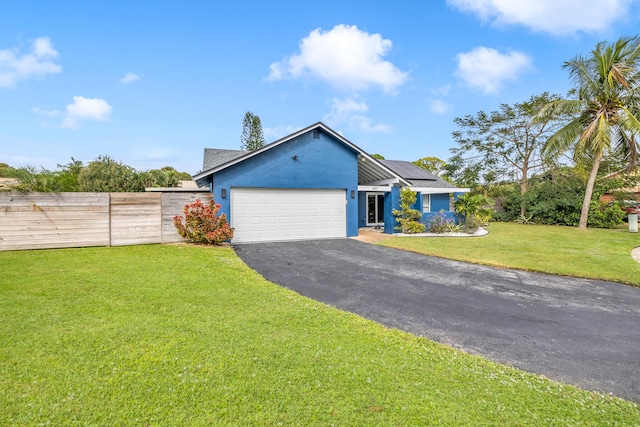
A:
[
  {"left": 120, "top": 72, "right": 140, "bottom": 83},
  {"left": 0, "top": 37, "right": 61, "bottom": 88},
  {"left": 430, "top": 99, "right": 452, "bottom": 114},
  {"left": 448, "top": 0, "right": 633, "bottom": 35},
  {"left": 266, "top": 24, "right": 409, "bottom": 93},
  {"left": 31, "top": 107, "right": 61, "bottom": 118},
  {"left": 430, "top": 84, "right": 452, "bottom": 96},
  {"left": 455, "top": 46, "right": 531, "bottom": 94},
  {"left": 323, "top": 96, "right": 390, "bottom": 132},
  {"left": 324, "top": 96, "right": 368, "bottom": 121},
  {"left": 61, "top": 96, "right": 112, "bottom": 129},
  {"left": 348, "top": 115, "right": 391, "bottom": 132}
]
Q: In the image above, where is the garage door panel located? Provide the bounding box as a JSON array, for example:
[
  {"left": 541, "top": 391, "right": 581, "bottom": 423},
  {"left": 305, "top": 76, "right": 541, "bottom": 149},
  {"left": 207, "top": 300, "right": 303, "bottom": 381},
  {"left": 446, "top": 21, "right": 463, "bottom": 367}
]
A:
[
  {"left": 264, "top": 217, "right": 278, "bottom": 225},
  {"left": 230, "top": 188, "right": 346, "bottom": 243},
  {"left": 279, "top": 216, "right": 292, "bottom": 224}
]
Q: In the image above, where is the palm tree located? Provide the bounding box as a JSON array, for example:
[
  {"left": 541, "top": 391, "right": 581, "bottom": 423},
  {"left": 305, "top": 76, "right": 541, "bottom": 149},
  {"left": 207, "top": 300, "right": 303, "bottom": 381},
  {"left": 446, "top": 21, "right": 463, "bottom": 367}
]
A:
[{"left": 539, "top": 36, "right": 640, "bottom": 229}]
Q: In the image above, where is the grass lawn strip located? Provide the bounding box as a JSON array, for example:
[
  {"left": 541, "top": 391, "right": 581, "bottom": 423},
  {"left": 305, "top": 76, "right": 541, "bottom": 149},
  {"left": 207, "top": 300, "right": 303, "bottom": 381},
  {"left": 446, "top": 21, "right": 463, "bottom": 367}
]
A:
[
  {"left": 1, "top": 244, "right": 638, "bottom": 425},
  {"left": 380, "top": 222, "right": 640, "bottom": 286}
]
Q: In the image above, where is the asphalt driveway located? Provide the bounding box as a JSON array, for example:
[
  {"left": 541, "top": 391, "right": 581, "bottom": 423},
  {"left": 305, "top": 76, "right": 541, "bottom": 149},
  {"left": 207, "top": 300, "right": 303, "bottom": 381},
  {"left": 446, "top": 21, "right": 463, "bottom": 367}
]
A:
[{"left": 234, "top": 238, "right": 640, "bottom": 402}]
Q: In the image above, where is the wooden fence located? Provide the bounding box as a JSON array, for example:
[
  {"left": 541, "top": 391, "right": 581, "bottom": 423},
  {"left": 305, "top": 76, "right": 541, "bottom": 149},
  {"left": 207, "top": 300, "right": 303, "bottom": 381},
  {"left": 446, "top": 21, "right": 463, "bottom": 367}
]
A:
[{"left": 0, "top": 192, "right": 212, "bottom": 251}]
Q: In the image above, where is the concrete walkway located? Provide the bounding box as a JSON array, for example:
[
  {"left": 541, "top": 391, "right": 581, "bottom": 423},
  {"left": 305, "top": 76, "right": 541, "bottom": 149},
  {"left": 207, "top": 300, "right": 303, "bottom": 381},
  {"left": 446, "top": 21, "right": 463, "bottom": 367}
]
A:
[{"left": 235, "top": 239, "right": 640, "bottom": 402}]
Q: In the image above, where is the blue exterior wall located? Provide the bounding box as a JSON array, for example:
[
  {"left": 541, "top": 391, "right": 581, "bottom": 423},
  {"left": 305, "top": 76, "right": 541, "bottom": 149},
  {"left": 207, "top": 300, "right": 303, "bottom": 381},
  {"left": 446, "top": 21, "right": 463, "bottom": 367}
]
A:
[
  {"left": 358, "top": 192, "right": 367, "bottom": 228},
  {"left": 422, "top": 193, "right": 455, "bottom": 228},
  {"left": 383, "top": 187, "right": 401, "bottom": 234},
  {"left": 379, "top": 190, "right": 457, "bottom": 234},
  {"left": 211, "top": 130, "right": 359, "bottom": 237},
  {"left": 431, "top": 193, "right": 450, "bottom": 211}
]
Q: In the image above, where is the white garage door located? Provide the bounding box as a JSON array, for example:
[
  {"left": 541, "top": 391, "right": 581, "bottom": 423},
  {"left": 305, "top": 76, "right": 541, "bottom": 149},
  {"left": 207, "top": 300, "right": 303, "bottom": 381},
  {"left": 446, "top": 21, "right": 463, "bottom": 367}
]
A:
[{"left": 230, "top": 188, "right": 347, "bottom": 243}]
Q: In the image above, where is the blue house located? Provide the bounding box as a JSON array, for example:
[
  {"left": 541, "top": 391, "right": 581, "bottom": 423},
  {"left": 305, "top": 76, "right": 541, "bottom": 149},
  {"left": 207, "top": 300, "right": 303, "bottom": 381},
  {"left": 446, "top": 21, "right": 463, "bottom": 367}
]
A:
[{"left": 193, "top": 122, "right": 468, "bottom": 243}]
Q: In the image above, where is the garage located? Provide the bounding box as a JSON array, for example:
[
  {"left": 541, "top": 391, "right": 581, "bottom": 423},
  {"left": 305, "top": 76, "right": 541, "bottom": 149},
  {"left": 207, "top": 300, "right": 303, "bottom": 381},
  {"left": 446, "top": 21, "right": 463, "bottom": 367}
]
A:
[
  {"left": 193, "top": 123, "right": 364, "bottom": 241},
  {"left": 230, "top": 188, "right": 347, "bottom": 243}
]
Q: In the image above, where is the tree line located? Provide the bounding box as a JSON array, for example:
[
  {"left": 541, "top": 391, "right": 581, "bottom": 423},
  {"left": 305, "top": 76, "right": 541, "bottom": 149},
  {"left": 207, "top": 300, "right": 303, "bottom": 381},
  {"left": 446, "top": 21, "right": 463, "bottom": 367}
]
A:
[
  {"left": 0, "top": 156, "right": 191, "bottom": 192},
  {"left": 1, "top": 111, "right": 267, "bottom": 193}
]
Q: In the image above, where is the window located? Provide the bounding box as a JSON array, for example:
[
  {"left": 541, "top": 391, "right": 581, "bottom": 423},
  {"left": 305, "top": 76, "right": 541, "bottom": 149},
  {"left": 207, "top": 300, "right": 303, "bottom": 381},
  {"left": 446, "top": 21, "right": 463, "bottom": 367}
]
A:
[
  {"left": 422, "top": 194, "right": 431, "bottom": 213},
  {"left": 366, "top": 192, "right": 385, "bottom": 225}
]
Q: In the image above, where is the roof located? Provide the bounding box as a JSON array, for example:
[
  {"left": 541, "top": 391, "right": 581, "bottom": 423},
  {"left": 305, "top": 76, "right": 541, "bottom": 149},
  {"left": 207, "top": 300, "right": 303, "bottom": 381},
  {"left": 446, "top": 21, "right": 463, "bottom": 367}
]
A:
[
  {"left": 602, "top": 167, "right": 640, "bottom": 193},
  {"left": 145, "top": 180, "right": 209, "bottom": 193},
  {"left": 202, "top": 148, "right": 247, "bottom": 171},
  {"left": 194, "top": 122, "right": 409, "bottom": 187},
  {"left": 379, "top": 160, "right": 458, "bottom": 189},
  {"left": 193, "top": 122, "right": 468, "bottom": 193}
]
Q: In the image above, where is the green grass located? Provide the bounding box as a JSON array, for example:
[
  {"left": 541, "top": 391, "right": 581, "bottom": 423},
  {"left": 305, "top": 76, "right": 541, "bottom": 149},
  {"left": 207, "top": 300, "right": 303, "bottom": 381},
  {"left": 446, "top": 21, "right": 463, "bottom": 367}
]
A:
[
  {"left": 381, "top": 222, "right": 640, "bottom": 286},
  {"left": 1, "top": 244, "right": 638, "bottom": 425}
]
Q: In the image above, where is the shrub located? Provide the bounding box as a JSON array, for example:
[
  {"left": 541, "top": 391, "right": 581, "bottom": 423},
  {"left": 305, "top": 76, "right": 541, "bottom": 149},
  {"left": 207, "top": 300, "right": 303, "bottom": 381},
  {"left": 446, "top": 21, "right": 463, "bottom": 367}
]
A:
[
  {"left": 587, "top": 200, "right": 626, "bottom": 228},
  {"left": 497, "top": 171, "right": 625, "bottom": 228},
  {"left": 454, "top": 193, "right": 494, "bottom": 233},
  {"left": 173, "top": 199, "right": 234, "bottom": 245},
  {"left": 428, "top": 212, "right": 462, "bottom": 233},
  {"left": 392, "top": 188, "right": 426, "bottom": 234}
]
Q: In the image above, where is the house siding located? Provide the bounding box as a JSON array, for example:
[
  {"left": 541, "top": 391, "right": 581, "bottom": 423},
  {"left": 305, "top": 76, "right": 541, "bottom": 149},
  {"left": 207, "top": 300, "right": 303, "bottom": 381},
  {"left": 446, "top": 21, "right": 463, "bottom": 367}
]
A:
[
  {"left": 421, "top": 193, "right": 456, "bottom": 227},
  {"left": 369, "top": 190, "right": 457, "bottom": 234},
  {"left": 383, "top": 187, "right": 401, "bottom": 234},
  {"left": 358, "top": 192, "right": 367, "bottom": 228},
  {"left": 212, "top": 130, "right": 359, "bottom": 237}
]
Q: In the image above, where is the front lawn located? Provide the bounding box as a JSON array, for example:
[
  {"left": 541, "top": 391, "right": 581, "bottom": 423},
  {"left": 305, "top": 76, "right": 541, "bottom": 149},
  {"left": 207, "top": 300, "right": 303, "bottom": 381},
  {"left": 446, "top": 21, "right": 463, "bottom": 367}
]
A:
[
  {"left": 1, "top": 244, "right": 638, "bottom": 425},
  {"left": 381, "top": 222, "right": 640, "bottom": 286}
]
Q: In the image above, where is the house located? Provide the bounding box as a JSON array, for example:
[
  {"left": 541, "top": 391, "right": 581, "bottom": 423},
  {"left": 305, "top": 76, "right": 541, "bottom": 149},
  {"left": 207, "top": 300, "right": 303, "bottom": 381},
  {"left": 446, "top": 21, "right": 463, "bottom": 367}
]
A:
[
  {"left": 193, "top": 122, "right": 468, "bottom": 243},
  {"left": 601, "top": 169, "right": 640, "bottom": 203}
]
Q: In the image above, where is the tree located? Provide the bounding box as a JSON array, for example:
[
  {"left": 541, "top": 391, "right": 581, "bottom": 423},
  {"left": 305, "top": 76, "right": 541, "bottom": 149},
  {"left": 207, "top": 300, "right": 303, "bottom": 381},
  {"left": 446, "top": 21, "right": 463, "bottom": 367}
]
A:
[
  {"left": 539, "top": 36, "right": 640, "bottom": 229},
  {"left": 143, "top": 166, "right": 185, "bottom": 188},
  {"left": 370, "top": 153, "right": 385, "bottom": 160},
  {"left": 413, "top": 157, "right": 447, "bottom": 176},
  {"left": 0, "top": 163, "right": 11, "bottom": 177},
  {"left": 6, "top": 161, "right": 81, "bottom": 192},
  {"left": 448, "top": 93, "right": 565, "bottom": 201},
  {"left": 391, "top": 188, "right": 426, "bottom": 234},
  {"left": 240, "top": 111, "right": 266, "bottom": 151},
  {"left": 78, "top": 155, "right": 145, "bottom": 192}
]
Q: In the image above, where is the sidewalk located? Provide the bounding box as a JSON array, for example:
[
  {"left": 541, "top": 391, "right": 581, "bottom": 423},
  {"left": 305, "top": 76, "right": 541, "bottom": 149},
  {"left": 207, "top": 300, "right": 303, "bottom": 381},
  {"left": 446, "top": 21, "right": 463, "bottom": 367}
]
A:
[{"left": 351, "top": 228, "right": 393, "bottom": 244}]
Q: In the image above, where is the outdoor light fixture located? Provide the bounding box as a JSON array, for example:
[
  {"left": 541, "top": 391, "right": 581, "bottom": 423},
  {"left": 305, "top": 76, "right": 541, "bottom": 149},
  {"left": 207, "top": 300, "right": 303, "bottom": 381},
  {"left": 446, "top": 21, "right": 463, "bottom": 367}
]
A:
[
  {"left": 292, "top": 155, "right": 298, "bottom": 160},
  {"left": 221, "top": 188, "right": 227, "bottom": 199},
  {"left": 351, "top": 190, "right": 355, "bottom": 198}
]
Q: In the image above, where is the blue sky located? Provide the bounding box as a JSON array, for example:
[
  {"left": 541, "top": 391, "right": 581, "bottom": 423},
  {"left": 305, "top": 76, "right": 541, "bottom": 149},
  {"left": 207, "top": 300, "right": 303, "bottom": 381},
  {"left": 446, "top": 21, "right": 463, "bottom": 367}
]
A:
[{"left": 2, "top": 0, "right": 640, "bottom": 175}]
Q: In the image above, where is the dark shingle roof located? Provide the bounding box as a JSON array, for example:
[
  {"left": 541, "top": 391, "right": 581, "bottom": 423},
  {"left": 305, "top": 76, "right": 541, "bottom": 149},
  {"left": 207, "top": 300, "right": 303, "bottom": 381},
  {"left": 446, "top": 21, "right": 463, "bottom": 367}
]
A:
[
  {"left": 202, "top": 148, "right": 248, "bottom": 171},
  {"left": 379, "top": 160, "right": 439, "bottom": 180},
  {"left": 379, "top": 160, "right": 456, "bottom": 189}
]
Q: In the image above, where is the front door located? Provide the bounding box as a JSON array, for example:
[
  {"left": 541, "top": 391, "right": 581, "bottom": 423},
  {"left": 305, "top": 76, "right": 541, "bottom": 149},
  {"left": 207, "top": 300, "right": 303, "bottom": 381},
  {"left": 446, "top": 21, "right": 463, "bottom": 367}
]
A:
[{"left": 366, "top": 192, "right": 385, "bottom": 226}]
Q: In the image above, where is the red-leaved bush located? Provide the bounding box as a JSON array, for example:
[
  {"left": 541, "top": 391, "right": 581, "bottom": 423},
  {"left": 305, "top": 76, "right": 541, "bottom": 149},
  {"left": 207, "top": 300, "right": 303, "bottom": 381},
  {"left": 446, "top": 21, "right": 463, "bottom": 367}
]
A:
[{"left": 173, "top": 199, "right": 234, "bottom": 245}]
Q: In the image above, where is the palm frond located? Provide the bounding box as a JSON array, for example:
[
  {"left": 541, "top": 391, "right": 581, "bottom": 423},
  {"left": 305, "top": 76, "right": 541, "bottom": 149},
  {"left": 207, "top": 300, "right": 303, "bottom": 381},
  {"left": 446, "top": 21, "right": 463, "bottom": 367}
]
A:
[
  {"left": 534, "top": 99, "right": 583, "bottom": 123},
  {"left": 542, "top": 118, "right": 584, "bottom": 161},
  {"left": 593, "top": 114, "right": 612, "bottom": 153},
  {"left": 613, "top": 131, "right": 640, "bottom": 171}
]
